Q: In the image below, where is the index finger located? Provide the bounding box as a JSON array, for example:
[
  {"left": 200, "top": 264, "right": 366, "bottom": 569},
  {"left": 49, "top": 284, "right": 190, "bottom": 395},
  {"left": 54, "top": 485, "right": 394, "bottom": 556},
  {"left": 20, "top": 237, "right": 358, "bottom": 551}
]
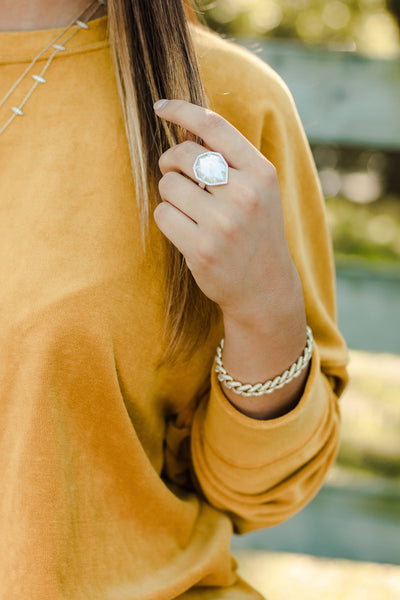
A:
[{"left": 153, "top": 99, "right": 263, "bottom": 171}]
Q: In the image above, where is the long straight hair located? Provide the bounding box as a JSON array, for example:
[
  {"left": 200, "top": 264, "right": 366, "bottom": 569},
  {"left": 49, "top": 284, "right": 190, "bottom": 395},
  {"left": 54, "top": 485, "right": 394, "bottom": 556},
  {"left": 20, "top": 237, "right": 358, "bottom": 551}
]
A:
[{"left": 107, "top": 0, "right": 219, "bottom": 363}]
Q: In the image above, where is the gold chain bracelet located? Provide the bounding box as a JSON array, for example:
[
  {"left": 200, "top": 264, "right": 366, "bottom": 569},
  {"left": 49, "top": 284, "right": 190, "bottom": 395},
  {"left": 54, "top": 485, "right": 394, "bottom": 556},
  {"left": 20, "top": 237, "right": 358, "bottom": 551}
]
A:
[{"left": 215, "top": 326, "right": 314, "bottom": 397}]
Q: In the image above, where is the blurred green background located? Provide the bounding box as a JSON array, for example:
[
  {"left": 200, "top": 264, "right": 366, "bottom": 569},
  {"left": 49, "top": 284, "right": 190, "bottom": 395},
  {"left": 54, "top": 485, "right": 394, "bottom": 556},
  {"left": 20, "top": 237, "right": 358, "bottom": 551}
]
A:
[
  {"left": 201, "top": 0, "right": 400, "bottom": 56},
  {"left": 196, "top": 1, "right": 400, "bottom": 597}
]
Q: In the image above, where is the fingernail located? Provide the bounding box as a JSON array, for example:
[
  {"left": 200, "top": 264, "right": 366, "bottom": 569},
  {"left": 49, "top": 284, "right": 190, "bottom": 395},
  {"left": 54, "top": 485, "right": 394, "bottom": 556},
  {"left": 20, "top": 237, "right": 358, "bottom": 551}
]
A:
[{"left": 154, "top": 99, "right": 168, "bottom": 110}]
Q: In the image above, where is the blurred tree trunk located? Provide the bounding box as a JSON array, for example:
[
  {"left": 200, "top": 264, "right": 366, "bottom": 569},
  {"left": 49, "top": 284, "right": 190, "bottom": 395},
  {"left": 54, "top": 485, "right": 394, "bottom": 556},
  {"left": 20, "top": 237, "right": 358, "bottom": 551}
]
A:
[
  {"left": 387, "top": 1, "right": 400, "bottom": 27},
  {"left": 387, "top": 152, "right": 400, "bottom": 195}
]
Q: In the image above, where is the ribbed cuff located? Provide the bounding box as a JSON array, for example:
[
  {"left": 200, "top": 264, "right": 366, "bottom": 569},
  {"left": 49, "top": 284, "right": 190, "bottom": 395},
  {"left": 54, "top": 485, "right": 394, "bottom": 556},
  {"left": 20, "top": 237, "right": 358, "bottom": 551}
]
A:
[{"left": 193, "top": 345, "right": 327, "bottom": 470}]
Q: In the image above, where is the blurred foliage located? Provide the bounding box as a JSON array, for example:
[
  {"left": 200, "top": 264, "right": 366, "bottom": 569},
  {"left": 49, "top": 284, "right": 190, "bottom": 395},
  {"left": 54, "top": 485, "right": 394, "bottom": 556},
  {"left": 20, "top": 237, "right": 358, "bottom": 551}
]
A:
[
  {"left": 326, "top": 196, "right": 400, "bottom": 265},
  {"left": 198, "top": 0, "right": 400, "bottom": 57},
  {"left": 337, "top": 350, "right": 400, "bottom": 479}
]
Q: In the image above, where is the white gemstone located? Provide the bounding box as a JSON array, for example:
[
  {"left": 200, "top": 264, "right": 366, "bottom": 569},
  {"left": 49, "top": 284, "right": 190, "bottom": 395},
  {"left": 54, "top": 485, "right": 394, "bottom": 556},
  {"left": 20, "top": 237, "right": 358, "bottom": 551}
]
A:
[
  {"left": 53, "top": 44, "right": 66, "bottom": 51},
  {"left": 193, "top": 152, "right": 229, "bottom": 186},
  {"left": 12, "top": 107, "right": 23, "bottom": 115},
  {"left": 32, "top": 75, "right": 46, "bottom": 83}
]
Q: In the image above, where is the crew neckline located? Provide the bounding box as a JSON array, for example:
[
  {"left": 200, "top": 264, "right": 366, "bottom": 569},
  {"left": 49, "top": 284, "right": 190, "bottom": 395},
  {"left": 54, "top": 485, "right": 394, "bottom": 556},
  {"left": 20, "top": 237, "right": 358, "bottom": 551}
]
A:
[{"left": 0, "top": 15, "right": 108, "bottom": 65}]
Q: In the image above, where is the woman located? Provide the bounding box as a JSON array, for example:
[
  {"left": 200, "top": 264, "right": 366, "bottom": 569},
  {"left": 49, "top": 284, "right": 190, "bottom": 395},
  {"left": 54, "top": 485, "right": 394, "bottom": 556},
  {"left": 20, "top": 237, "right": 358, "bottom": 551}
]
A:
[{"left": 0, "top": 0, "right": 348, "bottom": 598}]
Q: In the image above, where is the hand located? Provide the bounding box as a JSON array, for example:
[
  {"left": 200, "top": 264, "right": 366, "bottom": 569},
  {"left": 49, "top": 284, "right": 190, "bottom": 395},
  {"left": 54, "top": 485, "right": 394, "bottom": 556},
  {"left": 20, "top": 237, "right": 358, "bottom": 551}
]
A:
[{"left": 153, "top": 99, "right": 302, "bottom": 332}]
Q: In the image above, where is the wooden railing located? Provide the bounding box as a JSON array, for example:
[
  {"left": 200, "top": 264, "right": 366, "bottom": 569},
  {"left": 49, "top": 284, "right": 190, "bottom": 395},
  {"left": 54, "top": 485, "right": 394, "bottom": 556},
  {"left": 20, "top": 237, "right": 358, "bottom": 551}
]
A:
[{"left": 238, "top": 38, "right": 400, "bottom": 151}]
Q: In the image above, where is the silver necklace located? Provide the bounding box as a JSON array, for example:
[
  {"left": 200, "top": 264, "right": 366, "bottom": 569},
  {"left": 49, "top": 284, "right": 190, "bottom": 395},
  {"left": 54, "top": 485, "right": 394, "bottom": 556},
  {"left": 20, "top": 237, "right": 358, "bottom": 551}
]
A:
[{"left": 0, "top": 0, "right": 105, "bottom": 136}]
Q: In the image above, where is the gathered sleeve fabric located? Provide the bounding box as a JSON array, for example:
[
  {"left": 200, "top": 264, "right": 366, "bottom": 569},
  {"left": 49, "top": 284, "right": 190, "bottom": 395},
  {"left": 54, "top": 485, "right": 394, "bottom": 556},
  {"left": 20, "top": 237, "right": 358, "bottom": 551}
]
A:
[{"left": 187, "top": 29, "right": 349, "bottom": 534}]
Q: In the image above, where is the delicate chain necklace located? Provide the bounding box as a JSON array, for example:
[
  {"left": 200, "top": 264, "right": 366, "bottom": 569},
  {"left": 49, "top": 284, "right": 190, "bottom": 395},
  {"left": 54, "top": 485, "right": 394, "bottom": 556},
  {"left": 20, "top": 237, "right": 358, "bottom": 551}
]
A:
[{"left": 0, "top": 0, "right": 105, "bottom": 136}]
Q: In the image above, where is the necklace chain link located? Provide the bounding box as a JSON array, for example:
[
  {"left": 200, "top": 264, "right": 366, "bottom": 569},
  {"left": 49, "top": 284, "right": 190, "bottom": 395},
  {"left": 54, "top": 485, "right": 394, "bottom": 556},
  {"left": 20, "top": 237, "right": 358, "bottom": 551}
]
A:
[{"left": 0, "top": 0, "right": 105, "bottom": 136}]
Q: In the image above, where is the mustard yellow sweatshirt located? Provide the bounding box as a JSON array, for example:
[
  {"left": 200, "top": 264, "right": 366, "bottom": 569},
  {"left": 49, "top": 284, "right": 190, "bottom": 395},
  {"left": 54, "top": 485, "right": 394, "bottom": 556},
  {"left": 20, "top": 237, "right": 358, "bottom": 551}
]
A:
[{"left": 0, "top": 15, "right": 348, "bottom": 600}]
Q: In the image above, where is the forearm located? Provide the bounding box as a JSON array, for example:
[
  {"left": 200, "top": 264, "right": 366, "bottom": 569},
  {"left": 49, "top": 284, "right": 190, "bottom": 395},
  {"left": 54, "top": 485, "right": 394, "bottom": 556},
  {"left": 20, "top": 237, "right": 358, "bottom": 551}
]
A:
[
  {"left": 153, "top": 99, "right": 325, "bottom": 422},
  {"left": 220, "top": 265, "right": 310, "bottom": 420}
]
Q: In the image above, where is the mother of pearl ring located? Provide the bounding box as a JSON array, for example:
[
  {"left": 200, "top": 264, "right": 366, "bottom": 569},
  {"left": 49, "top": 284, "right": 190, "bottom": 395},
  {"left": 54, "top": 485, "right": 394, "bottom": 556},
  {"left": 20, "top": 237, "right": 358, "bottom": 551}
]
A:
[{"left": 193, "top": 151, "right": 229, "bottom": 189}]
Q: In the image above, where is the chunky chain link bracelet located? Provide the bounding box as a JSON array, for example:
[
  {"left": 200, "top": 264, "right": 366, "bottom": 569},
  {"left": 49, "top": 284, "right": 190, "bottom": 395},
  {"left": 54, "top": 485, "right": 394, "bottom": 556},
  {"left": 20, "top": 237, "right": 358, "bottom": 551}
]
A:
[{"left": 215, "top": 326, "right": 314, "bottom": 397}]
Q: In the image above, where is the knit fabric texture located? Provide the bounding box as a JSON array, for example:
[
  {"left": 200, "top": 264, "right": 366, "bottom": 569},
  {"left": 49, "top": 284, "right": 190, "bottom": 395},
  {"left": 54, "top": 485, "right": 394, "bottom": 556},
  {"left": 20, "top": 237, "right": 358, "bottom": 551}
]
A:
[{"left": 0, "top": 15, "right": 348, "bottom": 600}]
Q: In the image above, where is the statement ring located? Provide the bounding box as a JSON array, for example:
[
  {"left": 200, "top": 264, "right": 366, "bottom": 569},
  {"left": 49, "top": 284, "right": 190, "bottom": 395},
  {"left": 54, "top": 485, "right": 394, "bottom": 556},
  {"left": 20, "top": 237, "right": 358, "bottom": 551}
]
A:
[{"left": 193, "top": 151, "right": 229, "bottom": 189}]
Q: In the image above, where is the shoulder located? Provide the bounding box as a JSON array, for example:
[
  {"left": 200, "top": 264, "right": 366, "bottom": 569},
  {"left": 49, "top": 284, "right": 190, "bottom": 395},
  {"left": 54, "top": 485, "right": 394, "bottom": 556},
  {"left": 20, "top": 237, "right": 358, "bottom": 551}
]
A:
[{"left": 190, "top": 23, "right": 299, "bottom": 145}]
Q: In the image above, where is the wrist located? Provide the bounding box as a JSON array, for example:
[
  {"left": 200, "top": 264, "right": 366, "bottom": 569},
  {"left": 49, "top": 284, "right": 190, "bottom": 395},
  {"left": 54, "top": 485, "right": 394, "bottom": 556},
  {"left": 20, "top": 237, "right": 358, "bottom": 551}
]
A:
[
  {"left": 216, "top": 314, "right": 311, "bottom": 420},
  {"left": 215, "top": 330, "right": 312, "bottom": 419},
  {"left": 220, "top": 266, "right": 308, "bottom": 408},
  {"left": 221, "top": 259, "right": 306, "bottom": 338},
  {"left": 222, "top": 310, "right": 308, "bottom": 390},
  {"left": 216, "top": 326, "right": 313, "bottom": 396},
  {"left": 222, "top": 279, "right": 307, "bottom": 369}
]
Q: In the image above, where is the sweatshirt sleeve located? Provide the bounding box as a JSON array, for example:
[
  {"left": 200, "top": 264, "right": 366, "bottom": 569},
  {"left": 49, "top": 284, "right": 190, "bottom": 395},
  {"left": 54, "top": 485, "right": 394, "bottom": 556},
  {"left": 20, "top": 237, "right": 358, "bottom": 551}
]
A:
[{"left": 189, "top": 41, "right": 349, "bottom": 535}]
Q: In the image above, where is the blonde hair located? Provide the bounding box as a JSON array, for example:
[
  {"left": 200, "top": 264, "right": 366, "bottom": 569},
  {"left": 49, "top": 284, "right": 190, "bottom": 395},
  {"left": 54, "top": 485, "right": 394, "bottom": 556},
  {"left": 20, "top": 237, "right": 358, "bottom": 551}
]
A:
[{"left": 107, "top": 0, "right": 219, "bottom": 363}]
